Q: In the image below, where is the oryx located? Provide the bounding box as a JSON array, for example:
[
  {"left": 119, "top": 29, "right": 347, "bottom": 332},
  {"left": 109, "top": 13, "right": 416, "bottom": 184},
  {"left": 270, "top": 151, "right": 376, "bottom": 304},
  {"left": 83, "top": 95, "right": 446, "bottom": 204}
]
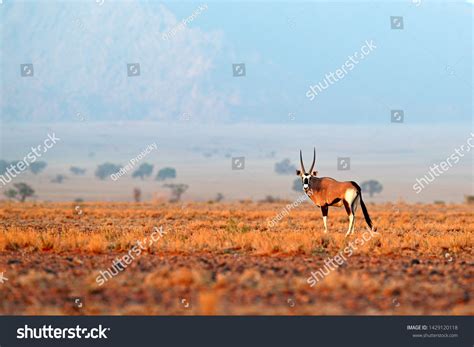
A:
[{"left": 296, "top": 148, "right": 376, "bottom": 236}]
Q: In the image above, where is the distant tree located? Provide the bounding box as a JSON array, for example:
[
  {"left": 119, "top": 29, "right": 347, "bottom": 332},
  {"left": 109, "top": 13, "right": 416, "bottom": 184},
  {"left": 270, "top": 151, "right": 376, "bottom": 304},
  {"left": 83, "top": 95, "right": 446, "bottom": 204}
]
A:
[
  {"left": 133, "top": 188, "right": 142, "bottom": 202},
  {"left": 30, "top": 161, "right": 47, "bottom": 175},
  {"left": 70, "top": 166, "right": 86, "bottom": 175},
  {"left": 360, "top": 180, "right": 383, "bottom": 197},
  {"left": 0, "top": 160, "right": 22, "bottom": 175},
  {"left": 0, "top": 160, "right": 9, "bottom": 174},
  {"left": 95, "top": 163, "right": 122, "bottom": 180},
  {"left": 4, "top": 189, "right": 17, "bottom": 200},
  {"left": 4, "top": 183, "right": 35, "bottom": 202},
  {"left": 156, "top": 167, "right": 176, "bottom": 181},
  {"left": 15, "top": 183, "right": 35, "bottom": 201},
  {"left": 274, "top": 158, "right": 297, "bottom": 175},
  {"left": 163, "top": 183, "right": 188, "bottom": 202},
  {"left": 261, "top": 195, "right": 281, "bottom": 203},
  {"left": 215, "top": 193, "right": 224, "bottom": 202},
  {"left": 132, "top": 163, "right": 154, "bottom": 180},
  {"left": 51, "top": 174, "right": 66, "bottom": 183},
  {"left": 292, "top": 178, "right": 303, "bottom": 192}
]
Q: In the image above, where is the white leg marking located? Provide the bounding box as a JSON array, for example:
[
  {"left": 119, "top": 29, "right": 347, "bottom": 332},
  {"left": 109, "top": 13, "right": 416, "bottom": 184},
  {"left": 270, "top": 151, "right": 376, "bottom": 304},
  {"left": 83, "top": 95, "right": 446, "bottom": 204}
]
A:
[
  {"left": 352, "top": 195, "right": 360, "bottom": 213},
  {"left": 323, "top": 216, "right": 328, "bottom": 233},
  {"left": 344, "top": 189, "right": 358, "bottom": 237},
  {"left": 346, "top": 214, "right": 354, "bottom": 236},
  {"left": 350, "top": 195, "right": 360, "bottom": 234}
]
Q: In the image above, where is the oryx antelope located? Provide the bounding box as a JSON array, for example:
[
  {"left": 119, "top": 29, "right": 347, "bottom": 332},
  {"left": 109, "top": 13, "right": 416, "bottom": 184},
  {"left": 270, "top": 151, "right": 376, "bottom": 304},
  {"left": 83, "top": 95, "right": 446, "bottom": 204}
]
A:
[{"left": 297, "top": 148, "right": 376, "bottom": 236}]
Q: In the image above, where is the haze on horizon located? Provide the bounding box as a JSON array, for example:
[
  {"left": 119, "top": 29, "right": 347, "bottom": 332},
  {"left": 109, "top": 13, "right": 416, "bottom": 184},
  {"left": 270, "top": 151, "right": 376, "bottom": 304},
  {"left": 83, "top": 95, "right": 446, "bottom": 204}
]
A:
[{"left": 0, "top": 1, "right": 472, "bottom": 203}]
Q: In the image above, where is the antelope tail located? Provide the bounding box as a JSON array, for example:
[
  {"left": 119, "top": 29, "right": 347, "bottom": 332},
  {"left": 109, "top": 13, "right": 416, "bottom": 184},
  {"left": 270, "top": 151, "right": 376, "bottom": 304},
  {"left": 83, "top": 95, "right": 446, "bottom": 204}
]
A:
[
  {"left": 351, "top": 182, "right": 376, "bottom": 231},
  {"left": 359, "top": 195, "right": 375, "bottom": 231}
]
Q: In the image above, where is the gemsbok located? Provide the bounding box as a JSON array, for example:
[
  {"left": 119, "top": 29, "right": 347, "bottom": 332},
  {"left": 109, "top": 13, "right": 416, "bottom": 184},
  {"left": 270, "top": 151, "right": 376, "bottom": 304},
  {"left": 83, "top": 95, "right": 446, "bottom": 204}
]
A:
[{"left": 297, "top": 148, "right": 376, "bottom": 236}]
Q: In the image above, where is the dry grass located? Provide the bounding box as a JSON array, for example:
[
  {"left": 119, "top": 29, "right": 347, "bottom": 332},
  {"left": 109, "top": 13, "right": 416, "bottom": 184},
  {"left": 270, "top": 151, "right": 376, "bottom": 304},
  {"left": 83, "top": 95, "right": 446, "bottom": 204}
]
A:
[
  {"left": 0, "top": 201, "right": 472, "bottom": 256},
  {"left": 0, "top": 201, "right": 472, "bottom": 315}
]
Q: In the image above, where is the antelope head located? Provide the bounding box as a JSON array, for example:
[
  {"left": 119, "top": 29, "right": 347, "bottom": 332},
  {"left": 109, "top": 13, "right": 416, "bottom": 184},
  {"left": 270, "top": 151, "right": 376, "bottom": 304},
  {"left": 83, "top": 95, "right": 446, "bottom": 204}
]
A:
[{"left": 296, "top": 147, "right": 318, "bottom": 191}]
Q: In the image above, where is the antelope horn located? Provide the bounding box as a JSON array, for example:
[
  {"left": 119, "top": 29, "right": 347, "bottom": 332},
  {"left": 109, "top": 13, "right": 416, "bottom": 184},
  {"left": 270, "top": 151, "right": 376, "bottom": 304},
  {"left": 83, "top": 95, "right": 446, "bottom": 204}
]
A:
[
  {"left": 299, "top": 150, "right": 306, "bottom": 173},
  {"left": 309, "top": 147, "right": 316, "bottom": 173}
]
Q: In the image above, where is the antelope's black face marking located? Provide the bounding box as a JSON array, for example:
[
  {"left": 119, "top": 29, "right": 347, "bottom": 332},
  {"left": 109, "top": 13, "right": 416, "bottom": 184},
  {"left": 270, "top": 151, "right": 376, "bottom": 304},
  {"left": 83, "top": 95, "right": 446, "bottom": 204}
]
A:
[{"left": 302, "top": 174, "right": 311, "bottom": 190}]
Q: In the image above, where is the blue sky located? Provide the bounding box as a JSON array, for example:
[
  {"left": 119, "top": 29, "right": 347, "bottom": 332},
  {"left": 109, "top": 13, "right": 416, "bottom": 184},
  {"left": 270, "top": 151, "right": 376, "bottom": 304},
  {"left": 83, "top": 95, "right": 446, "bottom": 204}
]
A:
[{"left": 0, "top": 0, "right": 472, "bottom": 124}]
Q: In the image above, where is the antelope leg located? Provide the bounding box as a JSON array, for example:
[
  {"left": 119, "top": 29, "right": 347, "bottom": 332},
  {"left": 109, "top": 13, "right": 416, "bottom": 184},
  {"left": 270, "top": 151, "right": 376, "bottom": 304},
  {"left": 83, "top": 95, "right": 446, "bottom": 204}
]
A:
[{"left": 321, "top": 205, "right": 329, "bottom": 233}]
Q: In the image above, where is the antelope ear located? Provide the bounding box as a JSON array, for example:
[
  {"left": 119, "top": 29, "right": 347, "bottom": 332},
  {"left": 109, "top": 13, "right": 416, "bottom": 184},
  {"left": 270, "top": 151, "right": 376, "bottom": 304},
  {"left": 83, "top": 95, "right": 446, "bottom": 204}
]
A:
[
  {"left": 296, "top": 170, "right": 301, "bottom": 176},
  {"left": 312, "top": 171, "right": 318, "bottom": 176}
]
